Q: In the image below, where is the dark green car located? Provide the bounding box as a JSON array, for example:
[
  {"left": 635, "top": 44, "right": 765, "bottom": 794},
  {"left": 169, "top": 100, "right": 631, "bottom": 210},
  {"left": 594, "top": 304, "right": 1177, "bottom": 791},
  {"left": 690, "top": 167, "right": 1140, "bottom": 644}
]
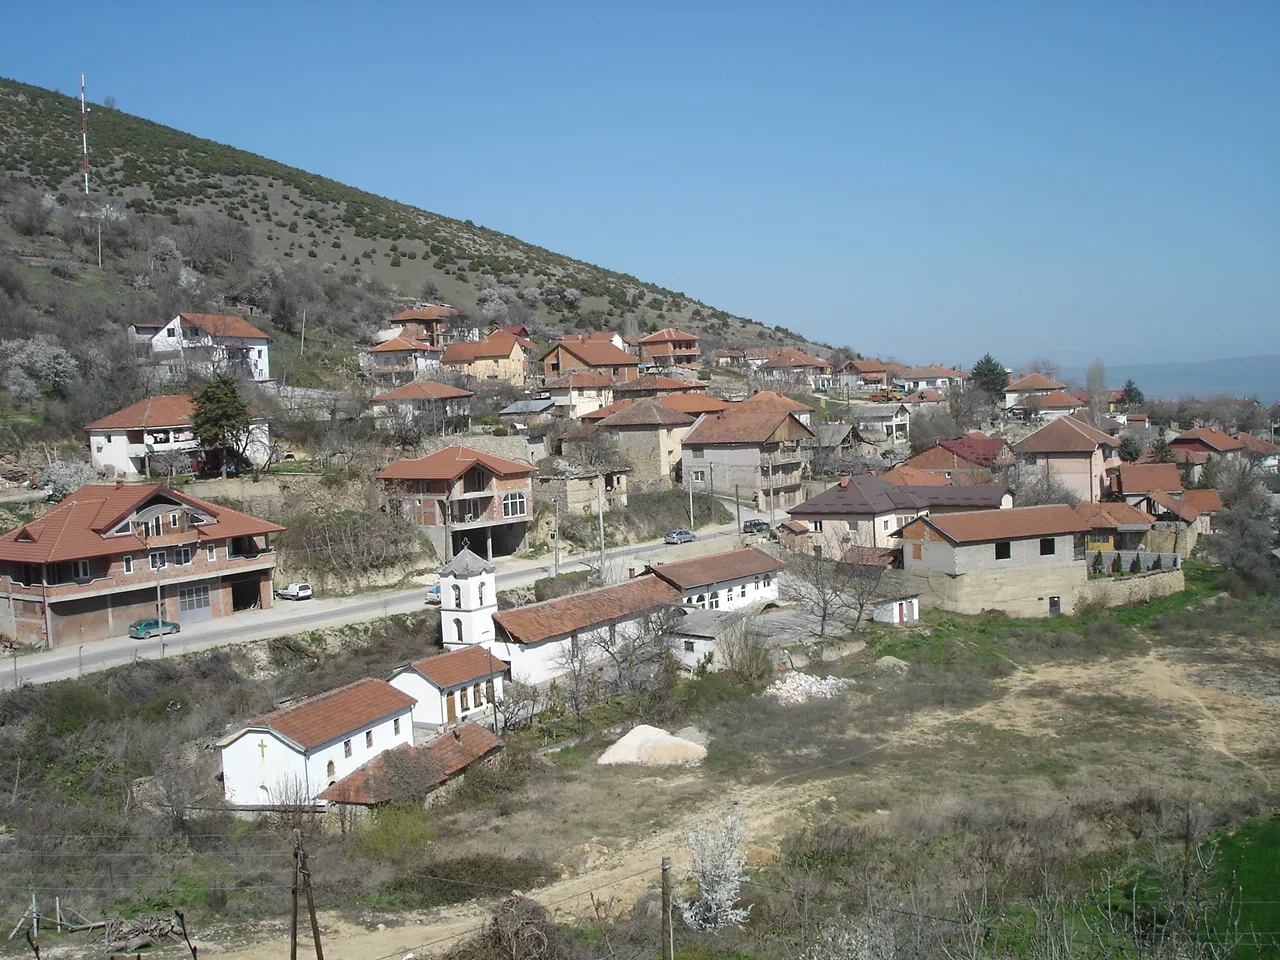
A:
[{"left": 128, "top": 618, "right": 180, "bottom": 640}]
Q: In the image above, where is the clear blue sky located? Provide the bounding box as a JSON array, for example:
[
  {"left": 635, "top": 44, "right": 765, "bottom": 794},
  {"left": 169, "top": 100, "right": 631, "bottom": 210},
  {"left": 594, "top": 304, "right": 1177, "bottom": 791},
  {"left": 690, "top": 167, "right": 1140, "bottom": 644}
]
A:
[{"left": 3, "top": 2, "right": 1277, "bottom": 367}]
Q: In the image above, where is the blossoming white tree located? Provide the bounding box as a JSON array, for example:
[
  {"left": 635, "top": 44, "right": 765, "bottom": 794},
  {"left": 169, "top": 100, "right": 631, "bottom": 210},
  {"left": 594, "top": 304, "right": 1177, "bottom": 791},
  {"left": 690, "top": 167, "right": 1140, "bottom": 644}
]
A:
[{"left": 680, "top": 809, "right": 751, "bottom": 931}]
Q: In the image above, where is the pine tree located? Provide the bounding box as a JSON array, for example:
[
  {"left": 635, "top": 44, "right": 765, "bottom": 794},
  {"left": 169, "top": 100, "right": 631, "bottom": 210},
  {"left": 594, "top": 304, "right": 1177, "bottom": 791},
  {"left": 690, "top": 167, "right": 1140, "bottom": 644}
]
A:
[
  {"left": 1120, "top": 378, "right": 1144, "bottom": 408},
  {"left": 1149, "top": 428, "right": 1176, "bottom": 464},
  {"left": 970, "top": 353, "right": 1008, "bottom": 401},
  {"left": 1118, "top": 434, "right": 1144, "bottom": 463},
  {"left": 192, "top": 375, "right": 251, "bottom": 479}
]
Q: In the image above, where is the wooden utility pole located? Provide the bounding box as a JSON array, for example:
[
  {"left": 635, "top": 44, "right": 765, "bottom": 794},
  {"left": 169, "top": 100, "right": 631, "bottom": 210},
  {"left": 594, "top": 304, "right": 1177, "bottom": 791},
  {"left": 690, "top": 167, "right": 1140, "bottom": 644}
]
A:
[
  {"left": 661, "top": 856, "right": 674, "bottom": 960},
  {"left": 597, "top": 483, "right": 606, "bottom": 580},
  {"left": 298, "top": 832, "right": 324, "bottom": 960},
  {"left": 734, "top": 484, "right": 742, "bottom": 535},
  {"left": 290, "top": 829, "right": 301, "bottom": 960}
]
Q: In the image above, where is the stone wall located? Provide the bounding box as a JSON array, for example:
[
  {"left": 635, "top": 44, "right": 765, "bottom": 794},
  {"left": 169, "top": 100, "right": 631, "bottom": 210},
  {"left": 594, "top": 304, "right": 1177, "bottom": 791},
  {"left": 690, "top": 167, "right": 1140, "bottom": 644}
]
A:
[
  {"left": 880, "top": 563, "right": 1089, "bottom": 618},
  {"left": 1074, "top": 569, "right": 1185, "bottom": 609}
]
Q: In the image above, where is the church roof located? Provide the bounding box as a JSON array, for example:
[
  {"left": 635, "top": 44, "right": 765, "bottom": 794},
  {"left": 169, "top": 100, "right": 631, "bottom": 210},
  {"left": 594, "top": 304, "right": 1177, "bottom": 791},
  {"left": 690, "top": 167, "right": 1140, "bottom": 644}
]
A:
[{"left": 440, "top": 547, "right": 495, "bottom": 578}]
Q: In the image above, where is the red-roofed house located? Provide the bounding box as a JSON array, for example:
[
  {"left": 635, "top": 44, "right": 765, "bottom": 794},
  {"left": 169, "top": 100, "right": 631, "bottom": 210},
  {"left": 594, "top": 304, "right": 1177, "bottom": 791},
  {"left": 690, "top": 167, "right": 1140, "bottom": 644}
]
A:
[
  {"left": 217, "top": 678, "right": 416, "bottom": 806},
  {"left": 541, "top": 338, "right": 641, "bottom": 382},
  {"left": 761, "top": 348, "right": 833, "bottom": 389},
  {"left": 137, "top": 313, "right": 272, "bottom": 382},
  {"left": 545, "top": 371, "right": 616, "bottom": 417},
  {"left": 389, "top": 646, "right": 508, "bottom": 729},
  {"left": 370, "top": 381, "right": 474, "bottom": 434},
  {"left": 1236, "top": 432, "right": 1280, "bottom": 472},
  {"left": 646, "top": 547, "right": 784, "bottom": 610},
  {"left": 637, "top": 328, "right": 702, "bottom": 368},
  {"left": 377, "top": 446, "right": 536, "bottom": 559},
  {"left": 1004, "top": 373, "right": 1066, "bottom": 413},
  {"left": 366, "top": 335, "right": 443, "bottom": 384},
  {"left": 442, "top": 331, "right": 535, "bottom": 386},
  {"left": 1011, "top": 418, "right": 1119, "bottom": 502},
  {"left": 680, "top": 409, "right": 814, "bottom": 511},
  {"left": 85, "top": 395, "right": 271, "bottom": 480},
  {"left": 903, "top": 434, "right": 1014, "bottom": 484},
  {"left": 892, "top": 365, "right": 970, "bottom": 395},
  {"left": 0, "top": 483, "right": 284, "bottom": 648},
  {"left": 1170, "top": 427, "right": 1245, "bottom": 461}
]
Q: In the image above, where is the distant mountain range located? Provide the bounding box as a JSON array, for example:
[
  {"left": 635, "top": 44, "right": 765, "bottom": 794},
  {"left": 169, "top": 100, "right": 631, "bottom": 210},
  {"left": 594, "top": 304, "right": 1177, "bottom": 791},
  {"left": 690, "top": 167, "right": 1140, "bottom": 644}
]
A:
[{"left": 1059, "top": 356, "right": 1279, "bottom": 405}]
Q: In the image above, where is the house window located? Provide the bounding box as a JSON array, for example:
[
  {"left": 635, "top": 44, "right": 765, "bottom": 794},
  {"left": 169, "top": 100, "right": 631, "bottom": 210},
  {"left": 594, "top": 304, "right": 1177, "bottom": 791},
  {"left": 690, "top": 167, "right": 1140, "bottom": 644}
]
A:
[
  {"left": 1040, "top": 538, "right": 1056, "bottom": 556},
  {"left": 882, "top": 519, "right": 890, "bottom": 531},
  {"left": 174, "top": 547, "right": 193, "bottom": 566},
  {"left": 123, "top": 555, "right": 134, "bottom": 575},
  {"left": 684, "top": 640, "right": 696, "bottom": 653},
  {"left": 150, "top": 517, "right": 162, "bottom": 537},
  {"left": 207, "top": 543, "right": 216, "bottom": 562},
  {"left": 460, "top": 688, "right": 470, "bottom": 711},
  {"left": 178, "top": 584, "right": 210, "bottom": 612},
  {"left": 150, "top": 551, "right": 167, "bottom": 570},
  {"left": 167, "top": 328, "right": 177, "bottom": 337},
  {"left": 692, "top": 449, "right": 705, "bottom": 459},
  {"left": 1087, "top": 533, "right": 1109, "bottom": 545},
  {"left": 502, "top": 492, "right": 527, "bottom": 518},
  {"left": 343, "top": 740, "right": 352, "bottom": 758},
  {"left": 326, "top": 760, "right": 335, "bottom": 778},
  {"left": 710, "top": 591, "right": 721, "bottom": 609},
  {"left": 995, "top": 542, "right": 1012, "bottom": 561},
  {"left": 696, "top": 594, "right": 706, "bottom": 607},
  {"left": 169, "top": 512, "right": 180, "bottom": 528},
  {"left": 474, "top": 683, "right": 483, "bottom": 706},
  {"left": 811, "top": 520, "right": 823, "bottom": 532},
  {"left": 692, "top": 470, "right": 706, "bottom": 482},
  {"left": 72, "top": 559, "right": 91, "bottom": 581},
  {"left": 763, "top": 576, "right": 772, "bottom": 588},
  {"left": 394, "top": 718, "right": 401, "bottom": 735},
  {"left": 740, "top": 584, "right": 747, "bottom": 598}
]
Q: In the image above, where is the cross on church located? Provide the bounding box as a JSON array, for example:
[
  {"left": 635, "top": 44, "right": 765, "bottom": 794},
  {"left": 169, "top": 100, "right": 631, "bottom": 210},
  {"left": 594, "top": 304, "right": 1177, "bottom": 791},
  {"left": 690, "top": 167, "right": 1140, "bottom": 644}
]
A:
[{"left": 257, "top": 739, "right": 268, "bottom": 759}]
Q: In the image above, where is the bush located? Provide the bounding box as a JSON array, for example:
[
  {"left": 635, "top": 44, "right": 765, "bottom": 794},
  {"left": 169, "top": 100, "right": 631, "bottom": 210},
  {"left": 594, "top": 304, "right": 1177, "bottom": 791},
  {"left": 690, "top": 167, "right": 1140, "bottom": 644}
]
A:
[
  {"left": 1129, "top": 554, "right": 1141, "bottom": 574},
  {"left": 349, "top": 802, "right": 435, "bottom": 865},
  {"left": 385, "top": 855, "right": 553, "bottom": 908},
  {"left": 1111, "top": 554, "right": 1123, "bottom": 574},
  {"left": 1152, "top": 554, "right": 1163, "bottom": 570}
]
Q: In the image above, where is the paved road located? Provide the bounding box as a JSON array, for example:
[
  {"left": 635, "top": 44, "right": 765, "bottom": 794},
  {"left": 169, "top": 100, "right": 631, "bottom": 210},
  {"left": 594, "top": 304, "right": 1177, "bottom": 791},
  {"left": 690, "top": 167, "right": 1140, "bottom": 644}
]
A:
[{"left": 3, "top": 500, "right": 771, "bottom": 688}]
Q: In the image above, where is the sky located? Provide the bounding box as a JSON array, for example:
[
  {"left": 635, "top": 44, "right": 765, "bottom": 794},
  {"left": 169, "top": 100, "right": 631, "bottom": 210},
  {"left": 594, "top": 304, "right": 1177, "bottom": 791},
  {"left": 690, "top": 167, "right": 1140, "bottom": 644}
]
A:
[{"left": 2, "top": 2, "right": 1278, "bottom": 367}]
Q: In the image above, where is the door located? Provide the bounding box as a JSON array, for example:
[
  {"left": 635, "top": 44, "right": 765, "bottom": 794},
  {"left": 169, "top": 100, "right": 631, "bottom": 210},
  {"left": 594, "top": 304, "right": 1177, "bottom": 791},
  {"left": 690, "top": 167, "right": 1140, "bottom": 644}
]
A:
[
  {"left": 897, "top": 602, "right": 905, "bottom": 626},
  {"left": 446, "top": 693, "right": 457, "bottom": 723},
  {"left": 1049, "top": 596, "right": 1061, "bottom": 617}
]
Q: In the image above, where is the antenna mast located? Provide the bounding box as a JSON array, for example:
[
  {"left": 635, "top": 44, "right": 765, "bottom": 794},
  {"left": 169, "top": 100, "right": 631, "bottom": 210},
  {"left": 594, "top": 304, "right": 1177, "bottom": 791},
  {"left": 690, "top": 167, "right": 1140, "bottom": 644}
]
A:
[{"left": 80, "top": 73, "right": 90, "bottom": 195}]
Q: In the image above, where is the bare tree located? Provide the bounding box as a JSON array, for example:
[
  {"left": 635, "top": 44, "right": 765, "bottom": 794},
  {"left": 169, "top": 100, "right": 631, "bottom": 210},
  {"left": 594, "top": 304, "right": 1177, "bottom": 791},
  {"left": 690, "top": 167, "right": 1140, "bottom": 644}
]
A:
[
  {"left": 780, "top": 547, "right": 864, "bottom": 639},
  {"left": 1027, "top": 356, "right": 1061, "bottom": 381},
  {"left": 1086, "top": 357, "right": 1108, "bottom": 427},
  {"left": 499, "top": 680, "right": 541, "bottom": 733},
  {"left": 1006, "top": 461, "right": 1081, "bottom": 508},
  {"left": 586, "top": 604, "right": 680, "bottom": 696},
  {"left": 715, "top": 613, "right": 774, "bottom": 681},
  {"left": 550, "top": 636, "right": 597, "bottom": 735}
]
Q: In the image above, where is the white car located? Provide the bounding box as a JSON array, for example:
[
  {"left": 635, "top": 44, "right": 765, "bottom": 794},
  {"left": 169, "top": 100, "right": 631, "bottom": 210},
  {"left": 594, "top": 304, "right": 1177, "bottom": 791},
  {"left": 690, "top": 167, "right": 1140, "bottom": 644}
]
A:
[{"left": 276, "top": 583, "right": 313, "bottom": 601}]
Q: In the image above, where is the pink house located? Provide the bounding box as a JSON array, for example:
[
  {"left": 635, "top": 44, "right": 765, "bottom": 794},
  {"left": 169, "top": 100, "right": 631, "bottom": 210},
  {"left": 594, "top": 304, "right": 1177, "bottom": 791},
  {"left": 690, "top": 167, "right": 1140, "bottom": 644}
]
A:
[{"left": 1011, "top": 418, "right": 1119, "bottom": 503}]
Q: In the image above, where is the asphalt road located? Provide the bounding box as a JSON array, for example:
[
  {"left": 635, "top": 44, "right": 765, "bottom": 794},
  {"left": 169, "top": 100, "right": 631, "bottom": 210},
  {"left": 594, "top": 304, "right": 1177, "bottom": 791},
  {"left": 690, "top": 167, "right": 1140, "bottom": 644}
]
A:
[{"left": 3, "top": 500, "right": 770, "bottom": 688}]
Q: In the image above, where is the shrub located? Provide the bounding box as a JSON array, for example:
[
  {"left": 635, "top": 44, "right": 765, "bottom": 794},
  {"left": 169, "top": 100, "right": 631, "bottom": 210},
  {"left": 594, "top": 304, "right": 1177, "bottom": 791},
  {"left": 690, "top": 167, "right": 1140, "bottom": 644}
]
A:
[
  {"left": 1111, "top": 554, "right": 1123, "bottom": 574},
  {"left": 349, "top": 802, "right": 435, "bottom": 865},
  {"left": 1129, "top": 554, "right": 1141, "bottom": 574},
  {"left": 1152, "top": 554, "right": 1163, "bottom": 570}
]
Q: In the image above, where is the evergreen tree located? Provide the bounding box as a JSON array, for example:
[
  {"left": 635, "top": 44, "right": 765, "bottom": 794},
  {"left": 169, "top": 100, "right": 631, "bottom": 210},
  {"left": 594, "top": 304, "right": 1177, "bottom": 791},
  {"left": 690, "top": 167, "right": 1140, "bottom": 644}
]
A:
[
  {"left": 1120, "top": 378, "right": 1144, "bottom": 407},
  {"left": 1118, "top": 434, "right": 1145, "bottom": 463},
  {"left": 192, "top": 375, "right": 251, "bottom": 479},
  {"left": 970, "top": 353, "right": 1008, "bottom": 401},
  {"left": 1149, "top": 427, "right": 1177, "bottom": 464}
]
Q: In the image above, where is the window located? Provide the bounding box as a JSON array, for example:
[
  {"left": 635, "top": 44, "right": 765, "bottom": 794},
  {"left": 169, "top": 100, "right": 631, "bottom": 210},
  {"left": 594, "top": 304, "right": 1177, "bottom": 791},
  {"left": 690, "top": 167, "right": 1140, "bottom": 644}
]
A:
[
  {"left": 150, "top": 517, "right": 162, "bottom": 537},
  {"left": 684, "top": 640, "right": 696, "bottom": 653},
  {"left": 811, "top": 520, "right": 823, "bottom": 532},
  {"left": 169, "top": 512, "right": 180, "bottom": 528},
  {"left": 882, "top": 518, "right": 890, "bottom": 531},
  {"left": 167, "top": 328, "right": 177, "bottom": 338},
  {"left": 178, "top": 584, "right": 210, "bottom": 612},
  {"left": 326, "top": 760, "right": 335, "bottom": 778},
  {"left": 1039, "top": 538, "right": 1056, "bottom": 556},
  {"left": 763, "top": 576, "right": 772, "bottom": 588},
  {"left": 478, "top": 582, "right": 485, "bottom": 605},
  {"left": 1087, "top": 532, "right": 1109, "bottom": 545},
  {"left": 114, "top": 521, "right": 131, "bottom": 535},
  {"left": 691, "top": 470, "right": 706, "bottom": 482},
  {"left": 740, "top": 584, "right": 747, "bottom": 599},
  {"left": 150, "top": 551, "right": 167, "bottom": 570},
  {"left": 207, "top": 543, "right": 216, "bottom": 562},
  {"left": 454, "top": 618, "right": 463, "bottom": 645},
  {"left": 174, "top": 547, "right": 192, "bottom": 566},
  {"left": 452, "top": 584, "right": 462, "bottom": 607},
  {"left": 343, "top": 740, "right": 352, "bottom": 758},
  {"left": 710, "top": 591, "right": 721, "bottom": 609},
  {"left": 474, "top": 683, "right": 483, "bottom": 706},
  {"left": 995, "top": 541, "right": 1012, "bottom": 561},
  {"left": 692, "top": 449, "right": 705, "bottom": 459},
  {"left": 365, "top": 730, "right": 373, "bottom": 748},
  {"left": 393, "top": 718, "right": 401, "bottom": 736},
  {"left": 71, "top": 559, "right": 91, "bottom": 581},
  {"left": 460, "top": 688, "right": 469, "bottom": 711},
  {"left": 123, "top": 555, "right": 134, "bottom": 575},
  {"left": 502, "top": 492, "right": 527, "bottom": 518},
  {"left": 696, "top": 594, "right": 706, "bottom": 607}
]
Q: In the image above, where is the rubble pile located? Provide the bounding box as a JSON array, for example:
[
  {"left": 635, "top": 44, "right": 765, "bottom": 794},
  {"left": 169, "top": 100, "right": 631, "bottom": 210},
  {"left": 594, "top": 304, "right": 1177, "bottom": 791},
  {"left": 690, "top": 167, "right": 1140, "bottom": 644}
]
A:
[
  {"left": 768, "top": 672, "right": 854, "bottom": 705},
  {"left": 597, "top": 724, "right": 707, "bottom": 766}
]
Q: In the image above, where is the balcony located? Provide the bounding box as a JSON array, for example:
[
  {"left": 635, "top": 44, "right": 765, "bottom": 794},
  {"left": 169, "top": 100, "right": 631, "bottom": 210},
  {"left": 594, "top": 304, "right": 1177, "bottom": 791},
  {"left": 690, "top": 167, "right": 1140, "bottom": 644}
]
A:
[{"left": 7, "top": 550, "right": 277, "bottom": 602}]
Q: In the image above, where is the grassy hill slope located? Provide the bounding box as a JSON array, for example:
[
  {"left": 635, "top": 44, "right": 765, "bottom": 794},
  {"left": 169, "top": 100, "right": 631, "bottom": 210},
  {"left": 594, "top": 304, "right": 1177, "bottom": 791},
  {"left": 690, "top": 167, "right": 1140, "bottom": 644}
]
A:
[{"left": 0, "top": 75, "right": 825, "bottom": 355}]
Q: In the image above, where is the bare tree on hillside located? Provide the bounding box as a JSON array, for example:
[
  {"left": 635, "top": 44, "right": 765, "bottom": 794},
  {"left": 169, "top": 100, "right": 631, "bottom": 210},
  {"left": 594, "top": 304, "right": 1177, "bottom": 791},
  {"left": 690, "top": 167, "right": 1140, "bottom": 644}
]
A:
[
  {"left": 551, "top": 636, "right": 597, "bottom": 735},
  {"left": 587, "top": 604, "right": 681, "bottom": 696}
]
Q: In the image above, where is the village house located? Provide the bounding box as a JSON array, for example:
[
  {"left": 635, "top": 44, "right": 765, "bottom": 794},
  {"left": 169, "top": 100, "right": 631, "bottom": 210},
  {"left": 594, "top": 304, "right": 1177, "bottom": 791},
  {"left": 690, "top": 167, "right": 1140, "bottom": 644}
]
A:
[
  {"left": 387, "top": 305, "right": 476, "bottom": 348},
  {"left": 316, "top": 721, "right": 503, "bottom": 811},
  {"left": 894, "top": 504, "right": 1092, "bottom": 617},
  {"left": 389, "top": 645, "right": 508, "bottom": 730},
  {"left": 442, "top": 331, "right": 535, "bottom": 386},
  {"left": 1178, "top": 489, "right": 1224, "bottom": 534},
  {"left": 836, "top": 359, "right": 888, "bottom": 391},
  {"left": 595, "top": 398, "right": 695, "bottom": 490},
  {"left": 711, "top": 349, "right": 745, "bottom": 367},
  {"left": 787, "top": 473, "right": 1010, "bottom": 553},
  {"left": 660, "top": 393, "right": 731, "bottom": 417},
  {"left": 365, "top": 335, "right": 443, "bottom": 385},
  {"left": 1034, "top": 390, "right": 1087, "bottom": 420},
  {"left": 646, "top": 547, "right": 784, "bottom": 611},
  {"left": 1128, "top": 492, "right": 1202, "bottom": 556},
  {"left": 561, "top": 331, "right": 630, "bottom": 352},
  {"left": 1011, "top": 418, "right": 1119, "bottom": 503},
  {"left": 0, "top": 483, "right": 283, "bottom": 648},
  {"left": 735, "top": 390, "right": 816, "bottom": 427},
  {"left": 742, "top": 347, "right": 785, "bottom": 370},
  {"left": 1114, "top": 463, "right": 1183, "bottom": 505},
  {"left": 85, "top": 395, "right": 271, "bottom": 480},
  {"left": 1074, "top": 501, "right": 1156, "bottom": 554},
  {"left": 636, "top": 328, "right": 702, "bottom": 369},
  {"left": 136, "top": 312, "right": 271, "bottom": 382},
  {"left": 370, "top": 381, "right": 474, "bottom": 435},
  {"left": 901, "top": 389, "right": 947, "bottom": 409},
  {"left": 377, "top": 446, "right": 536, "bottom": 559},
  {"left": 613, "top": 374, "right": 707, "bottom": 399},
  {"left": 217, "top": 678, "right": 415, "bottom": 806},
  {"left": 808, "top": 423, "right": 862, "bottom": 473},
  {"left": 1236, "top": 432, "right": 1280, "bottom": 472},
  {"left": 681, "top": 409, "right": 814, "bottom": 512},
  {"left": 534, "top": 461, "right": 630, "bottom": 514},
  {"left": 1170, "top": 427, "right": 1245, "bottom": 463},
  {"left": 880, "top": 465, "right": 952, "bottom": 486},
  {"left": 904, "top": 433, "right": 1014, "bottom": 484},
  {"left": 1003, "top": 373, "right": 1066, "bottom": 413},
  {"left": 668, "top": 608, "right": 750, "bottom": 671},
  {"left": 541, "top": 338, "right": 641, "bottom": 383},
  {"left": 891, "top": 365, "right": 969, "bottom": 395},
  {"left": 545, "top": 371, "right": 616, "bottom": 417},
  {"left": 760, "top": 348, "right": 833, "bottom": 389},
  {"left": 847, "top": 402, "right": 911, "bottom": 443}
]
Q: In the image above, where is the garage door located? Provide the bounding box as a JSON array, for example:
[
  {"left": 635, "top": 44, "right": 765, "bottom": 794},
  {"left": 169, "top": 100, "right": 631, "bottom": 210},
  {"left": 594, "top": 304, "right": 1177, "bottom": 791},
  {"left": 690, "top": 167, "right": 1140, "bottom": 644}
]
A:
[{"left": 177, "top": 583, "right": 213, "bottom": 623}]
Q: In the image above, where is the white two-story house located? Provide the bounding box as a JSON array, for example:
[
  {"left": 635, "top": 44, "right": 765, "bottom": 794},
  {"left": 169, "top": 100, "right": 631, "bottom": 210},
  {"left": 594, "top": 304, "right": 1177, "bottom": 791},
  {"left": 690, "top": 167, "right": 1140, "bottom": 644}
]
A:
[{"left": 137, "top": 313, "right": 271, "bottom": 382}]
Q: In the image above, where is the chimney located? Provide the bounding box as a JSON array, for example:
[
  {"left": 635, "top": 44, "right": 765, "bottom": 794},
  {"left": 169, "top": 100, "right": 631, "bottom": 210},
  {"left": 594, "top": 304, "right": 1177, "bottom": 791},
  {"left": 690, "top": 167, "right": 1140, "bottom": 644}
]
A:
[
  {"left": 628, "top": 567, "right": 636, "bottom": 579},
  {"left": 453, "top": 728, "right": 461, "bottom": 741},
  {"left": 115, "top": 479, "right": 124, "bottom": 489},
  {"left": 839, "top": 475, "right": 851, "bottom": 488}
]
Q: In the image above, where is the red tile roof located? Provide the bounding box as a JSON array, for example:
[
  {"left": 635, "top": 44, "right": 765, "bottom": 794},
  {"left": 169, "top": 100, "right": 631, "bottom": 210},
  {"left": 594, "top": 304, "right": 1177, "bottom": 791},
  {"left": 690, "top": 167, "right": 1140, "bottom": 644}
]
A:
[
  {"left": 1147, "top": 490, "right": 1199, "bottom": 523},
  {"left": 736, "top": 391, "right": 814, "bottom": 414},
  {"left": 938, "top": 435, "right": 1012, "bottom": 468},
  {"left": 682, "top": 410, "right": 814, "bottom": 446},
  {"left": 0, "top": 484, "right": 283, "bottom": 564},
  {"left": 613, "top": 375, "right": 703, "bottom": 394},
  {"left": 549, "top": 340, "right": 640, "bottom": 368},
  {"left": 85, "top": 395, "right": 195, "bottom": 431},
  {"left": 762, "top": 348, "right": 831, "bottom": 370},
  {"left": 403, "top": 646, "right": 508, "bottom": 690},
  {"left": 1013, "top": 418, "right": 1117, "bottom": 454},
  {"left": 377, "top": 446, "right": 535, "bottom": 482},
  {"left": 880, "top": 466, "right": 951, "bottom": 486},
  {"left": 442, "top": 331, "right": 529, "bottom": 363},
  {"left": 896, "top": 364, "right": 969, "bottom": 380},
  {"left": 1006, "top": 373, "right": 1065, "bottom": 392},
  {"left": 660, "top": 393, "right": 730, "bottom": 415},
  {"left": 372, "top": 381, "right": 473, "bottom": 402},
  {"left": 545, "top": 371, "right": 615, "bottom": 389},
  {"left": 1117, "top": 464, "right": 1183, "bottom": 496},
  {"left": 1074, "top": 502, "right": 1155, "bottom": 530},
  {"left": 581, "top": 399, "right": 635, "bottom": 421},
  {"left": 1179, "top": 489, "right": 1223, "bottom": 513},
  {"left": 316, "top": 721, "right": 503, "bottom": 806},
  {"left": 842, "top": 359, "right": 886, "bottom": 374},
  {"left": 494, "top": 576, "right": 682, "bottom": 644},
  {"left": 902, "top": 389, "right": 945, "bottom": 404},
  {"left": 250, "top": 679, "right": 415, "bottom": 751},
  {"left": 178, "top": 312, "right": 268, "bottom": 340},
  {"left": 907, "top": 504, "right": 1091, "bottom": 544},
  {"left": 647, "top": 547, "right": 783, "bottom": 591},
  {"left": 1171, "top": 427, "right": 1245, "bottom": 453},
  {"left": 1038, "top": 390, "right": 1083, "bottom": 410},
  {"left": 599, "top": 398, "right": 695, "bottom": 428},
  {"left": 1236, "top": 432, "right": 1280, "bottom": 456},
  {"left": 779, "top": 520, "right": 809, "bottom": 535},
  {"left": 370, "top": 335, "right": 441, "bottom": 354},
  {"left": 639, "top": 327, "right": 701, "bottom": 343},
  {"left": 394, "top": 306, "right": 459, "bottom": 322}
]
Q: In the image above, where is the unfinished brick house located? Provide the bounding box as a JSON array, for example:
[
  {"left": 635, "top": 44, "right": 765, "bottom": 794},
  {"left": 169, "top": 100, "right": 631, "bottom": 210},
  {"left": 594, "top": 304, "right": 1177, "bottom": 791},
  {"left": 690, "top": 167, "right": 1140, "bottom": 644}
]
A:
[{"left": 0, "top": 483, "right": 283, "bottom": 648}]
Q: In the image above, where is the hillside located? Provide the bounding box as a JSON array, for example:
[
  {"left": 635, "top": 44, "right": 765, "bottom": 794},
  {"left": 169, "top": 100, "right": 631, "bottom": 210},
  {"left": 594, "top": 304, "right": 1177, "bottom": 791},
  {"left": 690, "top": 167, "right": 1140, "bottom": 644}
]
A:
[{"left": 0, "top": 75, "right": 827, "bottom": 358}]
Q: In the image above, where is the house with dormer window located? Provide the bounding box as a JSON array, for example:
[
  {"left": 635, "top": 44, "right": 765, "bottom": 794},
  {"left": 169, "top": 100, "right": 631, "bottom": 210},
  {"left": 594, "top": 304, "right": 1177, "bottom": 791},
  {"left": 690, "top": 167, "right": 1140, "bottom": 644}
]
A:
[{"left": 0, "top": 483, "right": 283, "bottom": 648}]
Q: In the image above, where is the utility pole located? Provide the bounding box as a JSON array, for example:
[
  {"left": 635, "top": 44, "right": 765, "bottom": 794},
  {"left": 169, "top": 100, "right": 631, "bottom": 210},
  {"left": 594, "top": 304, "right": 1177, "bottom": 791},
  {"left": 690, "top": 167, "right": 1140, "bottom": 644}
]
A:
[
  {"left": 299, "top": 308, "right": 307, "bottom": 357},
  {"left": 661, "top": 856, "right": 674, "bottom": 960},
  {"left": 553, "top": 499, "right": 560, "bottom": 576},
  {"left": 688, "top": 476, "right": 694, "bottom": 528},
  {"left": 596, "top": 483, "right": 606, "bottom": 581},
  {"left": 735, "top": 484, "right": 742, "bottom": 534},
  {"left": 290, "top": 829, "right": 301, "bottom": 960},
  {"left": 298, "top": 832, "right": 324, "bottom": 960}
]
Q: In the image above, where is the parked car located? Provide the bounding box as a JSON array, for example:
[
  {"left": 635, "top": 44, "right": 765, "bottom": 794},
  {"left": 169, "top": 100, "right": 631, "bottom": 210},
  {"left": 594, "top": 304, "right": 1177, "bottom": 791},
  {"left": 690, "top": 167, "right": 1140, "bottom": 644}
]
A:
[
  {"left": 129, "top": 618, "right": 180, "bottom": 640},
  {"left": 425, "top": 584, "right": 441, "bottom": 605},
  {"left": 664, "top": 529, "right": 696, "bottom": 544},
  {"left": 742, "top": 519, "right": 770, "bottom": 534},
  {"left": 276, "top": 583, "right": 313, "bottom": 601}
]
